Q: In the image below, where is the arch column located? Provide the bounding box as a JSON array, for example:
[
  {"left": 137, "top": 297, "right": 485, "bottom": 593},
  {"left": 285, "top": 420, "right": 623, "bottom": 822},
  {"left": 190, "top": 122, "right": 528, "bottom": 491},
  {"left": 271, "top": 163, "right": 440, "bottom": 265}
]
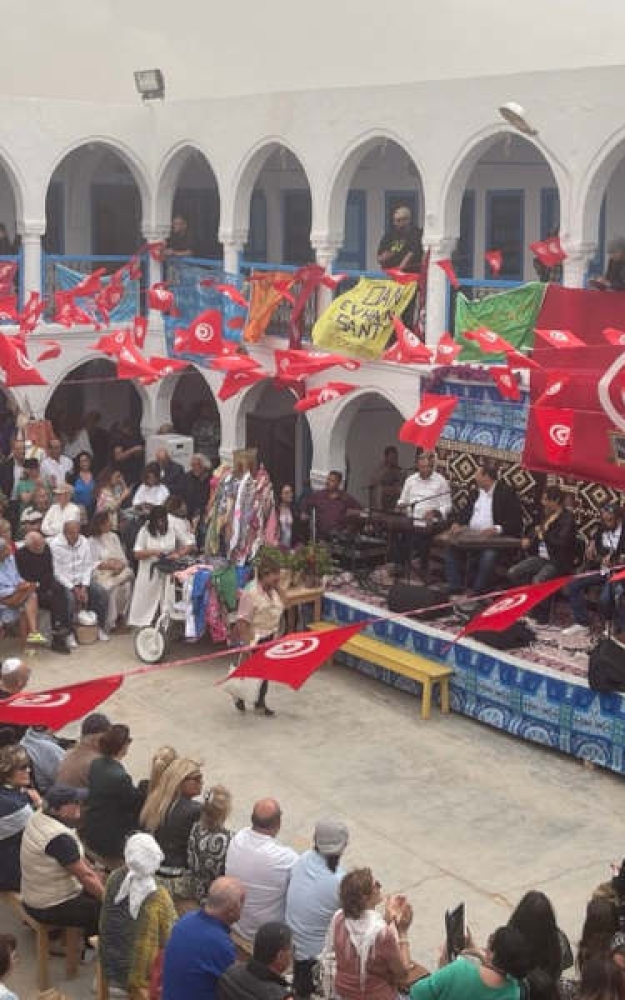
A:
[
  {"left": 142, "top": 224, "right": 169, "bottom": 334},
  {"left": 312, "top": 235, "right": 343, "bottom": 312},
  {"left": 18, "top": 222, "right": 45, "bottom": 299},
  {"left": 423, "top": 235, "right": 456, "bottom": 345},
  {"left": 219, "top": 229, "right": 247, "bottom": 276},
  {"left": 562, "top": 240, "right": 597, "bottom": 288}
]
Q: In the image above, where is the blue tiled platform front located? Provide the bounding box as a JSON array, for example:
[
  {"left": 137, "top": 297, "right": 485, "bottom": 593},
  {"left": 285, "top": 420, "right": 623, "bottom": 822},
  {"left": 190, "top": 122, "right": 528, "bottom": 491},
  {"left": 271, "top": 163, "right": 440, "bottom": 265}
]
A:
[{"left": 323, "top": 592, "right": 625, "bottom": 777}]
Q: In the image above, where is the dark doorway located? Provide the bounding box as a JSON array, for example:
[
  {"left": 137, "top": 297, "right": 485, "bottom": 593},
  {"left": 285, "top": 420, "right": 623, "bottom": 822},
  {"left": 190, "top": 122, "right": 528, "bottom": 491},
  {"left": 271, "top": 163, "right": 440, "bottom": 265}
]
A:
[{"left": 91, "top": 183, "right": 141, "bottom": 255}]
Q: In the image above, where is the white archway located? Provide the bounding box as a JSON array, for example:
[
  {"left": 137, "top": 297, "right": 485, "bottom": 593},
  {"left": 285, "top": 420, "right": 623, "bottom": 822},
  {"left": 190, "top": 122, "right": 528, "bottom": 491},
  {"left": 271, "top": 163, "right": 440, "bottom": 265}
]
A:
[
  {"left": 43, "top": 355, "right": 149, "bottom": 434},
  {"left": 155, "top": 143, "right": 222, "bottom": 258},
  {"left": 439, "top": 125, "right": 569, "bottom": 244},
  {"left": 322, "top": 130, "right": 427, "bottom": 265},
  {"left": 319, "top": 387, "right": 413, "bottom": 500},
  {"left": 229, "top": 138, "right": 314, "bottom": 263},
  {"left": 42, "top": 138, "right": 152, "bottom": 257},
  {"left": 577, "top": 126, "right": 625, "bottom": 251}
]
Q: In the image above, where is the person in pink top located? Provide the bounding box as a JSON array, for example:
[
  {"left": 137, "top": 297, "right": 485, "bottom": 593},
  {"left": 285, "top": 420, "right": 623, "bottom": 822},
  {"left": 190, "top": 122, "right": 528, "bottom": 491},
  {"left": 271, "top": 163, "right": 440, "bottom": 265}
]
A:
[{"left": 330, "top": 867, "right": 424, "bottom": 1000}]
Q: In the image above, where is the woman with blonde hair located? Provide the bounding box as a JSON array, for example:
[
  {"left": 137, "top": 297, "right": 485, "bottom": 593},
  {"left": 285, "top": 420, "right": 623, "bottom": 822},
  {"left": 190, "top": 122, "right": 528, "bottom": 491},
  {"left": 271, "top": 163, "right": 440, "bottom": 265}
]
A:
[
  {"left": 140, "top": 757, "right": 203, "bottom": 907},
  {"left": 148, "top": 746, "right": 178, "bottom": 792},
  {"left": 187, "top": 784, "right": 233, "bottom": 903}
]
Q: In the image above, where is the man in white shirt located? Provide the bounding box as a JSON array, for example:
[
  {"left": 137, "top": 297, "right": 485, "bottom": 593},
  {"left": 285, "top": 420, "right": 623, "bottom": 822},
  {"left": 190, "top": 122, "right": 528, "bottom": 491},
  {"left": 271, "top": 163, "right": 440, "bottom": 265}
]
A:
[
  {"left": 444, "top": 460, "right": 522, "bottom": 595},
  {"left": 225, "top": 797, "right": 298, "bottom": 948},
  {"left": 40, "top": 439, "right": 73, "bottom": 490},
  {"left": 41, "top": 484, "right": 81, "bottom": 538},
  {"left": 392, "top": 452, "right": 452, "bottom": 578},
  {"left": 50, "top": 521, "right": 109, "bottom": 644}
]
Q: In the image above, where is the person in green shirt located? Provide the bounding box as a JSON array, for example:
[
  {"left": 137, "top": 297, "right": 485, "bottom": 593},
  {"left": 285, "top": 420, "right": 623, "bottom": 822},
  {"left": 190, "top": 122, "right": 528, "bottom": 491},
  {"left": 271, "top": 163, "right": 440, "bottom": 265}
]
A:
[
  {"left": 14, "top": 459, "right": 46, "bottom": 516},
  {"left": 411, "top": 926, "right": 529, "bottom": 1000}
]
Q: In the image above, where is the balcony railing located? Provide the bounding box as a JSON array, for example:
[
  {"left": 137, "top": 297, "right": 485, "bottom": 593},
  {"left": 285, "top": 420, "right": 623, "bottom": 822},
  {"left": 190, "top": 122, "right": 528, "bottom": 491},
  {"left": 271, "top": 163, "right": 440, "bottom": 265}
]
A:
[
  {"left": 239, "top": 260, "right": 317, "bottom": 340},
  {"left": 41, "top": 253, "right": 146, "bottom": 320}
]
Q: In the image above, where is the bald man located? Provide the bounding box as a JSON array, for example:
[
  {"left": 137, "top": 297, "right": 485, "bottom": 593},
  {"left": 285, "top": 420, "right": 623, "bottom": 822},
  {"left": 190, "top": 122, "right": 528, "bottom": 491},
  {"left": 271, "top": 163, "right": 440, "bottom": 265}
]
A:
[
  {"left": 0, "top": 658, "right": 31, "bottom": 746},
  {"left": 225, "top": 799, "right": 298, "bottom": 947},
  {"left": 163, "top": 876, "right": 244, "bottom": 1000}
]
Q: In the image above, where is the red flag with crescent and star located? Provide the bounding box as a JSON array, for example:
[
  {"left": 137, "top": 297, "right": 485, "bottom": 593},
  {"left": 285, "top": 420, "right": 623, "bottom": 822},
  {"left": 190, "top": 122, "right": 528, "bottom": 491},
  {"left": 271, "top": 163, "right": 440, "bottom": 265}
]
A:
[
  {"left": 0, "top": 675, "right": 123, "bottom": 731},
  {"left": 523, "top": 285, "right": 625, "bottom": 488},
  {"left": 222, "top": 624, "right": 365, "bottom": 690},
  {"left": 399, "top": 394, "right": 459, "bottom": 450},
  {"left": 456, "top": 577, "right": 573, "bottom": 640}
]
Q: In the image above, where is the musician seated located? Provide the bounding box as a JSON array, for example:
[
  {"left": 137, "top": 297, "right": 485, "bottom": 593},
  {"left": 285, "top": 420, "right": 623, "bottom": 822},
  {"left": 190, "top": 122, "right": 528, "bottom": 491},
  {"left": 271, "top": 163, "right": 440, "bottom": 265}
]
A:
[
  {"left": 301, "top": 471, "right": 362, "bottom": 542},
  {"left": 369, "top": 446, "right": 405, "bottom": 512},
  {"left": 444, "top": 460, "right": 522, "bottom": 596},
  {"left": 507, "top": 486, "right": 577, "bottom": 624},
  {"left": 563, "top": 502, "right": 625, "bottom": 640},
  {"left": 392, "top": 452, "right": 451, "bottom": 576}
]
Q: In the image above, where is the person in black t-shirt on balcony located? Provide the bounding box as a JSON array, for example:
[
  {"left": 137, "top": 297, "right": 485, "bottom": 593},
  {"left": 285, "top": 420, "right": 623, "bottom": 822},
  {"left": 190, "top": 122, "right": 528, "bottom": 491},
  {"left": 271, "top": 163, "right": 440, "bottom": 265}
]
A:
[
  {"left": 377, "top": 205, "right": 423, "bottom": 274},
  {"left": 165, "top": 215, "right": 195, "bottom": 258}
]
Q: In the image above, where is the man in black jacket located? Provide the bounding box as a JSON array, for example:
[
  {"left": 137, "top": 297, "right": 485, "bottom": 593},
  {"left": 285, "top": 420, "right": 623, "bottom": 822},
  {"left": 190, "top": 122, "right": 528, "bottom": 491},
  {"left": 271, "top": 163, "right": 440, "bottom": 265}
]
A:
[
  {"left": 15, "top": 531, "right": 71, "bottom": 653},
  {"left": 218, "top": 922, "right": 293, "bottom": 1000},
  {"left": 507, "top": 486, "right": 577, "bottom": 623},
  {"left": 445, "top": 460, "right": 523, "bottom": 595},
  {"left": 563, "top": 502, "right": 625, "bottom": 639}
]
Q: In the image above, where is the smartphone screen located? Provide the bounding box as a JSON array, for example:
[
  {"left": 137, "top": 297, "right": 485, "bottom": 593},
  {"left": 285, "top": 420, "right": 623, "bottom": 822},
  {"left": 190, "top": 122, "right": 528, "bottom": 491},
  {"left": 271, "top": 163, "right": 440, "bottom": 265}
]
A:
[{"left": 445, "top": 903, "right": 466, "bottom": 961}]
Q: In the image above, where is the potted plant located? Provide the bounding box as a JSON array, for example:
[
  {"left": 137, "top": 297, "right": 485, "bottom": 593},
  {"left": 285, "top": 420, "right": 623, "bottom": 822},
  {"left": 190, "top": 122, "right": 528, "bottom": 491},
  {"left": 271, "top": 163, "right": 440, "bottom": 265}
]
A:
[{"left": 290, "top": 542, "right": 334, "bottom": 588}]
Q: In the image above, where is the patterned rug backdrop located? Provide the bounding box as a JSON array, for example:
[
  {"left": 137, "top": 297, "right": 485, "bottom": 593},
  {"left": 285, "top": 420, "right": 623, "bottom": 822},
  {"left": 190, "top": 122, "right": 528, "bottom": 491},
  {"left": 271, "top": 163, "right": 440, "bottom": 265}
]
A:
[{"left": 429, "top": 373, "right": 624, "bottom": 538}]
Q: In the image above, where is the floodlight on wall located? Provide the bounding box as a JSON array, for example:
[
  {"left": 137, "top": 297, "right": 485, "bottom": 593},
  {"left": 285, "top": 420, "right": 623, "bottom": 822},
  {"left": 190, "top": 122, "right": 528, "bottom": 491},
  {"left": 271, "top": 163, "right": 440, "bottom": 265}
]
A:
[
  {"left": 498, "top": 101, "right": 538, "bottom": 136},
  {"left": 134, "top": 69, "right": 165, "bottom": 101}
]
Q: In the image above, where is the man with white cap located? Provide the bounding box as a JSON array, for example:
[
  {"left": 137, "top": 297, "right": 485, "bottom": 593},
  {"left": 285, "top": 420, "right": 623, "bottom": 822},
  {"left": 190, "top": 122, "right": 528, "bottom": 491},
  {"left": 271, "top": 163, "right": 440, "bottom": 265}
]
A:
[
  {"left": 285, "top": 820, "right": 349, "bottom": 998},
  {"left": 41, "top": 483, "right": 80, "bottom": 538}
]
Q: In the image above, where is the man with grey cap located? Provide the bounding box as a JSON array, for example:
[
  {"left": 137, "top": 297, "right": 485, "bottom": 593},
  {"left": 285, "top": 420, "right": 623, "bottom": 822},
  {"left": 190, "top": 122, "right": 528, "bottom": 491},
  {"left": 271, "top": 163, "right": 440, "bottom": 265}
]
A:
[
  {"left": 285, "top": 820, "right": 349, "bottom": 998},
  {"left": 20, "top": 783, "right": 104, "bottom": 937}
]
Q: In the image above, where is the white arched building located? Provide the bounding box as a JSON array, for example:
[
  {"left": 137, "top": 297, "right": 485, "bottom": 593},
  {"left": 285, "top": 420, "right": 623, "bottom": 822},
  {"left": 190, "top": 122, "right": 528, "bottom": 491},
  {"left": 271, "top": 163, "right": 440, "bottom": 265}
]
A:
[{"left": 2, "top": 1, "right": 625, "bottom": 496}]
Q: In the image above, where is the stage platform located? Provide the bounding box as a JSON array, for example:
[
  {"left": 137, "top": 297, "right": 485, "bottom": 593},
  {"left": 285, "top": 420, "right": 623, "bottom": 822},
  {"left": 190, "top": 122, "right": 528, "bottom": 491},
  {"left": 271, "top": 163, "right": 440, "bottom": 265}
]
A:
[{"left": 322, "top": 589, "right": 625, "bottom": 778}]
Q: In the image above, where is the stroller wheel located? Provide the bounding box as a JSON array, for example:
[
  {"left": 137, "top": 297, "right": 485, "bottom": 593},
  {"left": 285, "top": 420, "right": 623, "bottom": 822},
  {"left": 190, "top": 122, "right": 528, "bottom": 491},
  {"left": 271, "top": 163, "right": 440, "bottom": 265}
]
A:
[{"left": 134, "top": 625, "right": 168, "bottom": 664}]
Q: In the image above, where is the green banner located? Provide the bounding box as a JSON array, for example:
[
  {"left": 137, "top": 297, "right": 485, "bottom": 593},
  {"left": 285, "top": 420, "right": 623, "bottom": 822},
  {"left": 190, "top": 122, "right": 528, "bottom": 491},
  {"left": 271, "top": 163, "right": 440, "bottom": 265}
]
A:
[{"left": 454, "top": 282, "right": 546, "bottom": 361}]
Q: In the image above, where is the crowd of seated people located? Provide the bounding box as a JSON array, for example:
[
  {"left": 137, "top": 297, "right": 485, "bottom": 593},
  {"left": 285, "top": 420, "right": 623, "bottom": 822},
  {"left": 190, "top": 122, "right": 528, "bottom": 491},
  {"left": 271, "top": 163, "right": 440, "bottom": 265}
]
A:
[{"left": 0, "top": 697, "right": 622, "bottom": 1000}]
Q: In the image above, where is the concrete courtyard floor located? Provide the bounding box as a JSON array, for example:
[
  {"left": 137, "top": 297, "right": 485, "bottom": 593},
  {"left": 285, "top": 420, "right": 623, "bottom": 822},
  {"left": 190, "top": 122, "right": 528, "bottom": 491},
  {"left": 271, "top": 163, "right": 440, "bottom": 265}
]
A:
[{"left": 2, "top": 629, "right": 625, "bottom": 997}]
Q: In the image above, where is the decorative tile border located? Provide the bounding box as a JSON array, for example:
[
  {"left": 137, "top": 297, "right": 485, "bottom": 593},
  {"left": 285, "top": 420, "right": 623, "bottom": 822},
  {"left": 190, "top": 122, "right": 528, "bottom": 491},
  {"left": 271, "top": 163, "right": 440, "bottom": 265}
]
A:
[{"left": 324, "top": 592, "right": 625, "bottom": 776}]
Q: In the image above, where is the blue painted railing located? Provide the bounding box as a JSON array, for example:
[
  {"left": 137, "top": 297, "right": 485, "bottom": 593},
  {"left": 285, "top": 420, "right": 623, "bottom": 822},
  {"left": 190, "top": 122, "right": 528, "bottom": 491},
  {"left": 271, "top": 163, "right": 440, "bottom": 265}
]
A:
[
  {"left": 239, "top": 259, "right": 316, "bottom": 340},
  {"left": 41, "top": 253, "right": 147, "bottom": 318}
]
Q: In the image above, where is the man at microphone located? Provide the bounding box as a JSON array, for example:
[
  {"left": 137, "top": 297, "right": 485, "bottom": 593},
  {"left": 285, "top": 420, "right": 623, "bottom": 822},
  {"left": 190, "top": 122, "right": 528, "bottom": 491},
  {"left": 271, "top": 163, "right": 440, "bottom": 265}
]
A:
[{"left": 391, "top": 452, "right": 452, "bottom": 578}]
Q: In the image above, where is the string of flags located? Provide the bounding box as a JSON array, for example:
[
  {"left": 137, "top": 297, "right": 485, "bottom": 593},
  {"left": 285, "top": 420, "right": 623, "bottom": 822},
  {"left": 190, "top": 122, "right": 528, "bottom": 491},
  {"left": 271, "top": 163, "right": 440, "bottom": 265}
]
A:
[{"left": 0, "top": 564, "right": 615, "bottom": 731}]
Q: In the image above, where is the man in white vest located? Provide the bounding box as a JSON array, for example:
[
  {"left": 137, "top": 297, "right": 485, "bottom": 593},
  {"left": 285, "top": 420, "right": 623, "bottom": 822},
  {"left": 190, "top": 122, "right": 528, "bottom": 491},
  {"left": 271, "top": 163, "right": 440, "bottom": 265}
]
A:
[{"left": 20, "top": 784, "right": 104, "bottom": 937}]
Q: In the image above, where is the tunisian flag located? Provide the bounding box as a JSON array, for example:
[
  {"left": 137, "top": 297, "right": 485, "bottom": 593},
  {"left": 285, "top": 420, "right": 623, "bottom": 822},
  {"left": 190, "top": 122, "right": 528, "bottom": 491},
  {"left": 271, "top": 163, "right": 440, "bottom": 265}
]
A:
[
  {"left": 534, "top": 407, "right": 574, "bottom": 465},
  {"left": 222, "top": 624, "right": 365, "bottom": 690},
  {"left": 174, "top": 310, "right": 224, "bottom": 355},
  {"left": 523, "top": 285, "right": 625, "bottom": 488},
  {"left": 0, "top": 675, "right": 123, "bottom": 731},
  {"left": 295, "top": 382, "right": 356, "bottom": 412},
  {"left": 456, "top": 577, "right": 573, "bottom": 640},
  {"left": 399, "top": 394, "right": 459, "bottom": 450}
]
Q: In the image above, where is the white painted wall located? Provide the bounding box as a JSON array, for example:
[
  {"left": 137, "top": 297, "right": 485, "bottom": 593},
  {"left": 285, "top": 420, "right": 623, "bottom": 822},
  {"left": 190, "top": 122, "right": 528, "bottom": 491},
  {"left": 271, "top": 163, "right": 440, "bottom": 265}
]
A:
[
  {"left": 344, "top": 397, "right": 415, "bottom": 504},
  {"left": 5, "top": 0, "right": 625, "bottom": 103}
]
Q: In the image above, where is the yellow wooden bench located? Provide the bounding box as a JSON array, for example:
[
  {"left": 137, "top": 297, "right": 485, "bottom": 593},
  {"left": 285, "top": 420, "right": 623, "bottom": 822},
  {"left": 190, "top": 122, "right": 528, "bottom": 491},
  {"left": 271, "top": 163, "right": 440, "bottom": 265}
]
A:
[{"left": 308, "top": 621, "right": 453, "bottom": 720}]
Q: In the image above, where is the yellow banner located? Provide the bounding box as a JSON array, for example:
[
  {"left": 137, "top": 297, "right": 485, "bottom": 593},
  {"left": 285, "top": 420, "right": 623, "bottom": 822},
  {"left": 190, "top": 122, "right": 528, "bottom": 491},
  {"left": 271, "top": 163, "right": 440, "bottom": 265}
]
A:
[{"left": 311, "top": 278, "right": 416, "bottom": 360}]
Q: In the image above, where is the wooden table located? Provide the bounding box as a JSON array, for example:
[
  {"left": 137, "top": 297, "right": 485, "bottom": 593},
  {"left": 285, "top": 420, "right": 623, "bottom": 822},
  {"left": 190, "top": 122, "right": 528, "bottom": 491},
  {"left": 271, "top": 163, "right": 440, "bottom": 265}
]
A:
[{"left": 282, "top": 585, "right": 324, "bottom": 631}]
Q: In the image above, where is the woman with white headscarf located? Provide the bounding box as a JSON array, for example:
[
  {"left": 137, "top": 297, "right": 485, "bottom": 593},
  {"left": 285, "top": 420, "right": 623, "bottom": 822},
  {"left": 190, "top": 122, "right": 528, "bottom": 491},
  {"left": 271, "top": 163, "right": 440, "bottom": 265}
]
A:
[{"left": 99, "top": 832, "right": 177, "bottom": 1000}]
